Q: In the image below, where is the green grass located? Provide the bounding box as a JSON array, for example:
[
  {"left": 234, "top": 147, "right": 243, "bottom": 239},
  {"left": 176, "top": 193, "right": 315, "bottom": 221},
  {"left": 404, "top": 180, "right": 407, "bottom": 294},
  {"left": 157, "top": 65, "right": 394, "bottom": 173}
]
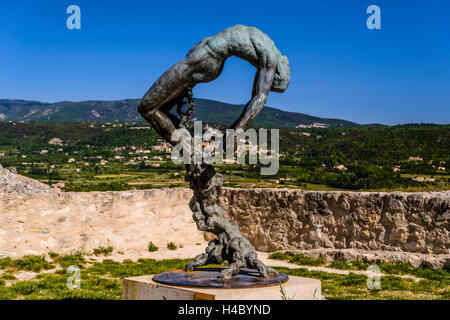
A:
[
  {"left": 5, "top": 273, "right": 122, "bottom": 300},
  {"left": 269, "top": 251, "right": 450, "bottom": 299},
  {"left": 274, "top": 267, "right": 449, "bottom": 300},
  {"left": 0, "top": 255, "right": 193, "bottom": 300},
  {"left": 268, "top": 251, "right": 326, "bottom": 266},
  {"left": 0, "top": 255, "right": 55, "bottom": 272},
  {"left": 269, "top": 251, "right": 450, "bottom": 281},
  {"left": 93, "top": 246, "right": 114, "bottom": 256},
  {"left": 0, "top": 252, "right": 448, "bottom": 300},
  {"left": 52, "top": 252, "right": 87, "bottom": 269},
  {"left": 0, "top": 273, "right": 17, "bottom": 280}
]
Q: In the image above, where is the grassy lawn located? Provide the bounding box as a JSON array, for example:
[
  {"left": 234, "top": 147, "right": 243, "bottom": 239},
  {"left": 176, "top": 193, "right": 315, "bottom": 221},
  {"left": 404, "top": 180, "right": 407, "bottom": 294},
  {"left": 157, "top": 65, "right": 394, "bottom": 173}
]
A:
[
  {"left": 269, "top": 252, "right": 450, "bottom": 300},
  {"left": 0, "top": 253, "right": 191, "bottom": 300},
  {"left": 0, "top": 251, "right": 448, "bottom": 300}
]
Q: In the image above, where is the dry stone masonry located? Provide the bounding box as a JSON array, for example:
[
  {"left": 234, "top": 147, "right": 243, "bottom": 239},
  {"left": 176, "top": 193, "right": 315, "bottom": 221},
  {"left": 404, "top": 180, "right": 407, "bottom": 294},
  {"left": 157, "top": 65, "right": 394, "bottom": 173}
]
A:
[{"left": 219, "top": 189, "right": 449, "bottom": 255}]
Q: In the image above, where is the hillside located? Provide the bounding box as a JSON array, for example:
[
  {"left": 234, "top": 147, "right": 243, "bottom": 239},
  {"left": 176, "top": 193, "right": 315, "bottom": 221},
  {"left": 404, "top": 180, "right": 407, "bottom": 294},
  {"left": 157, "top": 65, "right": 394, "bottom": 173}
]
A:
[
  {"left": 0, "top": 98, "right": 359, "bottom": 128},
  {"left": 0, "top": 122, "right": 447, "bottom": 192}
]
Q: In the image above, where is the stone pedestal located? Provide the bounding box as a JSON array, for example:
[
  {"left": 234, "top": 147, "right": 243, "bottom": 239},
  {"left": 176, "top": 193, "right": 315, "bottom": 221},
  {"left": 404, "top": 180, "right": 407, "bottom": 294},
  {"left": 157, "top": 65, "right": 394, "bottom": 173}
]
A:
[{"left": 122, "top": 275, "right": 322, "bottom": 300}]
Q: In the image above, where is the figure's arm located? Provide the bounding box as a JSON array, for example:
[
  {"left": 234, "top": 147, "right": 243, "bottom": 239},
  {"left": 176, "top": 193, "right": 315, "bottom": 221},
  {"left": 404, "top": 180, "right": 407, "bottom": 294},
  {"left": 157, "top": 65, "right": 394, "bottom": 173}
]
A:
[{"left": 230, "top": 66, "right": 275, "bottom": 131}]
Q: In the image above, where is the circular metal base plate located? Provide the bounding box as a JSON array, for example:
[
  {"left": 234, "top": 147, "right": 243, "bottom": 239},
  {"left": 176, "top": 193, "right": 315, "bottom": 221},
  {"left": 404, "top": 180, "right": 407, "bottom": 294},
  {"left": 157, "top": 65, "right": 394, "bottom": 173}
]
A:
[{"left": 152, "top": 268, "right": 289, "bottom": 289}]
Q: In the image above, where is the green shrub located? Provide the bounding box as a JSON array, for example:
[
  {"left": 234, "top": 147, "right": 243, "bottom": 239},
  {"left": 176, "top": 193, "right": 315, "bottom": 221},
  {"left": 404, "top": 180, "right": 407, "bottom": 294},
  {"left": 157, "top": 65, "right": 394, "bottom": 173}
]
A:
[
  {"left": 0, "top": 255, "right": 54, "bottom": 272},
  {"left": 48, "top": 252, "right": 60, "bottom": 259},
  {"left": 93, "top": 246, "right": 114, "bottom": 256},
  {"left": 53, "top": 252, "right": 86, "bottom": 268},
  {"left": 148, "top": 242, "right": 159, "bottom": 252},
  {"left": 167, "top": 242, "right": 177, "bottom": 251},
  {"left": 268, "top": 251, "right": 325, "bottom": 266},
  {"left": 329, "top": 260, "right": 353, "bottom": 270}
]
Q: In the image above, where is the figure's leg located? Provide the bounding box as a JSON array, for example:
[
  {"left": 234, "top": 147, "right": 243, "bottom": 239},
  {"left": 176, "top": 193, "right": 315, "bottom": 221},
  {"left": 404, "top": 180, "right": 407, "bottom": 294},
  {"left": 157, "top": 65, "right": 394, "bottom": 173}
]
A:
[
  {"left": 161, "top": 100, "right": 181, "bottom": 129},
  {"left": 219, "top": 261, "right": 243, "bottom": 280},
  {"left": 217, "top": 238, "right": 245, "bottom": 280},
  {"left": 245, "top": 252, "right": 278, "bottom": 278},
  {"left": 137, "top": 60, "right": 191, "bottom": 145},
  {"left": 185, "top": 253, "right": 208, "bottom": 271},
  {"left": 185, "top": 240, "right": 223, "bottom": 271}
]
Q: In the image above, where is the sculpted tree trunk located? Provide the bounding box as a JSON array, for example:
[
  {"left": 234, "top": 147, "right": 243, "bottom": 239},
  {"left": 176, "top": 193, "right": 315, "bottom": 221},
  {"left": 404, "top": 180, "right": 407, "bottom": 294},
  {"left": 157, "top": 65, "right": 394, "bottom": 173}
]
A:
[
  {"left": 137, "top": 26, "right": 290, "bottom": 280},
  {"left": 177, "top": 89, "right": 277, "bottom": 280}
]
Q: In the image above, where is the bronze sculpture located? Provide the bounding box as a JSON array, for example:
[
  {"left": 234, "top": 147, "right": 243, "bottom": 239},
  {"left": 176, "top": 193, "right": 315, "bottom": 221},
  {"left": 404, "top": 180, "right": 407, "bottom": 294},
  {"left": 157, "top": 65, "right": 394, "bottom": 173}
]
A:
[{"left": 138, "top": 25, "right": 290, "bottom": 280}]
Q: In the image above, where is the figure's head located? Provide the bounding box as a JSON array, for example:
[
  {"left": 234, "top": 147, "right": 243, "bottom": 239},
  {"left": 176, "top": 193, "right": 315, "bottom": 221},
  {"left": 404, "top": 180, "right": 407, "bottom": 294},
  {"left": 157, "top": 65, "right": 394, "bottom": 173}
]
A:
[{"left": 271, "top": 55, "right": 290, "bottom": 92}]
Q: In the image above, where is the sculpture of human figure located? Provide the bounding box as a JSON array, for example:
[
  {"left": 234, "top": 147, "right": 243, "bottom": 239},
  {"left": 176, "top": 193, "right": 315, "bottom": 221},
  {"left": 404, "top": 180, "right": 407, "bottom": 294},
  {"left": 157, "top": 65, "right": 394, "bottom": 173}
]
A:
[{"left": 138, "top": 24, "right": 290, "bottom": 144}]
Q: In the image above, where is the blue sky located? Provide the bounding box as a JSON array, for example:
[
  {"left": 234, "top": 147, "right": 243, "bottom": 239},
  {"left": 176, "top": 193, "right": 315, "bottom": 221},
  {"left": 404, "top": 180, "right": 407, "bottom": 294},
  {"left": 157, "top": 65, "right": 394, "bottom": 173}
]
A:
[{"left": 0, "top": 0, "right": 449, "bottom": 125}]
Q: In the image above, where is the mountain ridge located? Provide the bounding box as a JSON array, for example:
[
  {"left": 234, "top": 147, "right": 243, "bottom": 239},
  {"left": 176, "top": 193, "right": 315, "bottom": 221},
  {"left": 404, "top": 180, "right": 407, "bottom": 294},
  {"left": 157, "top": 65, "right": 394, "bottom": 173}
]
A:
[{"left": 0, "top": 98, "right": 361, "bottom": 128}]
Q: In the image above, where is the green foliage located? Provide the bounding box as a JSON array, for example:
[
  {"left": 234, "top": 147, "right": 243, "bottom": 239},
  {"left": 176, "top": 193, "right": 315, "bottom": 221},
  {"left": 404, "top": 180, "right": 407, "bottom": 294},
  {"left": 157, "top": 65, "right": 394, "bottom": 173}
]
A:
[
  {"left": 0, "top": 122, "right": 447, "bottom": 192},
  {"left": 148, "top": 242, "right": 159, "bottom": 252},
  {"left": 278, "top": 124, "right": 449, "bottom": 191}
]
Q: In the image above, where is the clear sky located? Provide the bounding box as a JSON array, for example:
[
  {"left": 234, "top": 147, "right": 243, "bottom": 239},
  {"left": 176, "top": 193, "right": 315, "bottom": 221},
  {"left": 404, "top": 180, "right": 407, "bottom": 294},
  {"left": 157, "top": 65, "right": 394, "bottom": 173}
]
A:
[{"left": 0, "top": 0, "right": 449, "bottom": 125}]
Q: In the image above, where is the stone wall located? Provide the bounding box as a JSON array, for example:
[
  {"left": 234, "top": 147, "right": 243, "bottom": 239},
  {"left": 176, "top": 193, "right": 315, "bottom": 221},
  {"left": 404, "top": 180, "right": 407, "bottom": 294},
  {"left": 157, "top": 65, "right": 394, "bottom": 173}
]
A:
[
  {"left": 219, "top": 189, "right": 449, "bottom": 255},
  {"left": 0, "top": 188, "right": 203, "bottom": 258},
  {"left": 0, "top": 188, "right": 448, "bottom": 258}
]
